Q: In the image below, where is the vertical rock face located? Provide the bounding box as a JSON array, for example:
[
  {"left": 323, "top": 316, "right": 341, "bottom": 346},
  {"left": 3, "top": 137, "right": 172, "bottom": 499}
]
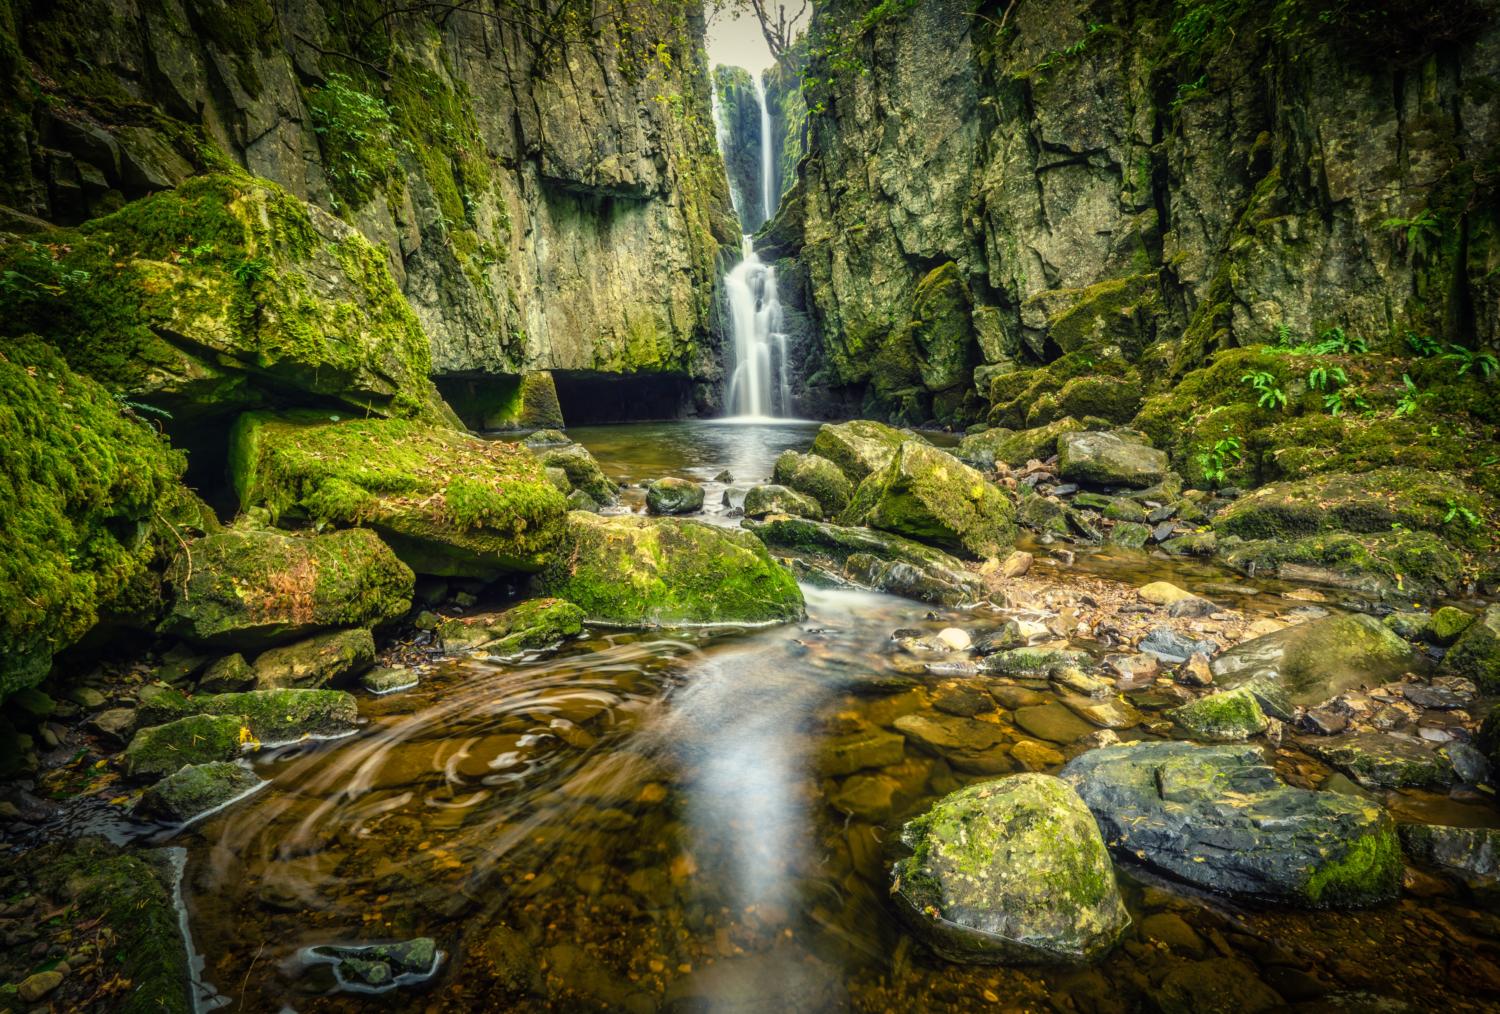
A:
[
  {"left": 714, "top": 65, "right": 763, "bottom": 231},
  {"left": 771, "top": 0, "right": 1500, "bottom": 425},
  {"left": 0, "top": 0, "right": 738, "bottom": 401}
]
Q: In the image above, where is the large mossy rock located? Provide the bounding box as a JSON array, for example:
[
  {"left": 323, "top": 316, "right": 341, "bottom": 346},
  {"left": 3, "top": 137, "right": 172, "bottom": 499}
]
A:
[
  {"left": 1210, "top": 612, "right": 1418, "bottom": 719},
  {"left": 124, "top": 714, "right": 247, "bottom": 780},
  {"left": 160, "top": 528, "right": 413, "bottom": 650},
  {"left": 843, "top": 441, "right": 1016, "bottom": 559},
  {"left": 1301, "top": 732, "right": 1455, "bottom": 790},
  {"left": 1441, "top": 603, "right": 1500, "bottom": 691},
  {"left": 137, "top": 761, "right": 264, "bottom": 823},
  {"left": 0, "top": 173, "right": 451, "bottom": 423},
  {"left": 749, "top": 517, "right": 984, "bottom": 606},
  {"left": 1167, "top": 688, "right": 1268, "bottom": 742},
  {"left": 231, "top": 413, "right": 568, "bottom": 578},
  {"left": 771, "top": 450, "right": 853, "bottom": 515},
  {"left": 437, "top": 598, "right": 585, "bottom": 653},
  {"left": 0, "top": 336, "right": 196, "bottom": 698},
  {"left": 809, "top": 419, "right": 912, "bottom": 483},
  {"left": 1062, "top": 741, "right": 1402, "bottom": 907},
  {"left": 742, "top": 484, "right": 822, "bottom": 520},
  {"left": 532, "top": 513, "right": 804, "bottom": 627},
  {"left": 974, "top": 417, "right": 1088, "bottom": 469},
  {"left": 249, "top": 628, "right": 375, "bottom": 689},
  {"left": 533, "top": 442, "right": 619, "bottom": 505},
  {"left": 891, "top": 774, "right": 1129, "bottom": 964},
  {"left": 645, "top": 477, "right": 706, "bottom": 515},
  {"left": 1056, "top": 430, "right": 1168, "bottom": 488}
]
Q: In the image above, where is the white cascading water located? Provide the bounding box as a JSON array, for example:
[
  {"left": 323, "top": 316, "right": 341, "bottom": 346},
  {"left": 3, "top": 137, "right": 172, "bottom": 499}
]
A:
[{"left": 721, "top": 72, "right": 788, "bottom": 419}]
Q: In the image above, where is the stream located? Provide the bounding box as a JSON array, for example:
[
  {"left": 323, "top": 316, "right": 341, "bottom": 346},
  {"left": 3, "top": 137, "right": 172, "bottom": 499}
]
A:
[{"left": 167, "top": 421, "right": 1500, "bottom": 1012}]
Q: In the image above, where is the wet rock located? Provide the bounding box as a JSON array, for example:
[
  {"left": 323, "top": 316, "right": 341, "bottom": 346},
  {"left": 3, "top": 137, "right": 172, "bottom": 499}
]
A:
[
  {"left": 831, "top": 772, "right": 901, "bottom": 821},
  {"left": 894, "top": 712, "right": 1006, "bottom": 754},
  {"left": 1052, "top": 667, "right": 1112, "bottom": 697},
  {"left": 1178, "top": 652, "right": 1215, "bottom": 687},
  {"left": 535, "top": 513, "right": 803, "bottom": 626},
  {"left": 1106, "top": 653, "right": 1160, "bottom": 688},
  {"left": 1109, "top": 522, "right": 1151, "bottom": 549},
  {"left": 1440, "top": 603, "right": 1500, "bottom": 690},
  {"left": 750, "top": 517, "right": 983, "bottom": 606},
  {"left": 1011, "top": 739, "right": 1065, "bottom": 770},
  {"left": 742, "top": 484, "right": 821, "bottom": 520},
  {"left": 362, "top": 667, "right": 419, "bottom": 694},
  {"left": 534, "top": 442, "right": 618, "bottom": 505},
  {"left": 1013, "top": 703, "right": 1096, "bottom": 744},
  {"left": 1167, "top": 596, "right": 1217, "bottom": 618},
  {"left": 1398, "top": 824, "right": 1500, "bottom": 896},
  {"left": 819, "top": 726, "right": 905, "bottom": 776},
  {"left": 437, "top": 598, "right": 585, "bottom": 654},
  {"left": 18, "top": 970, "right": 64, "bottom": 1002},
  {"left": 1383, "top": 610, "right": 1429, "bottom": 640},
  {"left": 1444, "top": 742, "right": 1490, "bottom": 785},
  {"left": 1400, "top": 682, "right": 1467, "bottom": 710},
  {"left": 1138, "top": 912, "right": 1206, "bottom": 956},
  {"left": 998, "top": 550, "right": 1032, "bottom": 577},
  {"left": 1062, "top": 741, "right": 1402, "bottom": 907},
  {"left": 1152, "top": 958, "right": 1282, "bottom": 1014},
  {"left": 842, "top": 441, "right": 1017, "bottom": 559},
  {"left": 251, "top": 628, "right": 375, "bottom": 689},
  {"left": 1056, "top": 430, "right": 1169, "bottom": 489},
  {"left": 1168, "top": 688, "right": 1267, "bottom": 741},
  {"left": 1063, "top": 695, "right": 1144, "bottom": 730},
  {"left": 989, "top": 685, "right": 1049, "bottom": 710},
  {"left": 311, "top": 937, "right": 441, "bottom": 991},
  {"left": 972, "top": 621, "right": 1024, "bottom": 655},
  {"left": 891, "top": 774, "right": 1129, "bottom": 963},
  {"left": 124, "top": 714, "right": 246, "bottom": 780},
  {"left": 137, "top": 760, "right": 264, "bottom": 823},
  {"left": 197, "top": 653, "right": 255, "bottom": 693},
  {"left": 1139, "top": 628, "right": 1219, "bottom": 664},
  {"left": 523, "top": 429, "right": 571, "bottom": 449},
  {"left": 1302, "top": 706, "right": 1349, "bottom": 735},
  {"left": 772, "top": 450, "right": 854, "bottom": 515},
  {"left": 645, "top": 477, "right": 705, "bottom": 515},
  {"left": 809, "top": 419, "right": 910, "bottom": 484},
  {"left": 1211, "top": 613, "right": 1419, "bottom": 720},
  {"left": 1300, "top": 732, "right": 1455, "bottom": 790},
  {"left": 1139, "top": 581, "right": 1194, "bottom": 605},
  {"left": 930, "top": 681, "right": 992, "bottom": 717},
  {"left": 160, "top": 528, "right": 414, "bottom": 650}
]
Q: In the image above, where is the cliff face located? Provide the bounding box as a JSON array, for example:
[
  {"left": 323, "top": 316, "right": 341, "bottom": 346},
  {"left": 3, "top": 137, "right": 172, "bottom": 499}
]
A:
[
  {"left": 1, "top": 0, "right": 737, "bottom": 404},
  {"left": 772, "top": 0, "right": 1500, "bottom": 425},
  {"left": 713, "top": 64, "right": 762, "bottom": 231}
]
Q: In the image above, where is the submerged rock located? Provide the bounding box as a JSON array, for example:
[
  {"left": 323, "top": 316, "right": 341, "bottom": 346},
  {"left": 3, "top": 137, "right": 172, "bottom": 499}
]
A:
[
  {"left": 137, "top": 760, "right": 264, "bottom": 823},
  {"left": 124, "top": 713, "right": 247, "bottom": 780},
  {"left": 1211, "top": 612, "right": 1419, "bottom": 719},
  {"left": 1062, "top": 741, "right": 1401, "bottom": 907},
  {"left": 1056, "top": 431, "right": 1168, "bottom": 489},
  {"left": 533, "top": 513, "right": 803, "bottom": 626},
  {"left": 749, "top": 517, "right": 984, "bottom": 606},
  {"left": 1399, "top": 824, "right": 1500, "bottom": 896},
  {"left": 742, "top": 484, "right": 822, "bottom": 520},
  {"left": 436, "top": 598, "right": 585, "bottom": 654},
  {"left": 250, "top": 628, "right": 375, "bottom": 689},
  {"left": 842, "top": 441, "right": 1017, "bottom": 559},
  {"left": 772, "top": 450, "right": 854, "bottom": 515},
  {"left": 231, "top": 413, "right": 569, "bottom": 578},
  {"left": 809, "top": 419, "right": 912, "bottom": 483},
  {"left": 1168, "top": 688, "right": 1268, "bottom": 742},
  {"left": 645, "top": 476, "right": 705, "bottom": 515},
  {"left": 160, "top": 528, "right": 413, "bottom": 650},
  {"left": 891, "top": 774, "right": 1129, "bottom": 964}
]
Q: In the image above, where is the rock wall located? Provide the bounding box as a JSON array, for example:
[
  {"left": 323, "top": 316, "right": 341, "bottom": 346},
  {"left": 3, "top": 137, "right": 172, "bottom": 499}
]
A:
[
  {"left": 0, "top": 0, "right": 738, "bottom": 406},
  {"left": 713, "top": 64, "right": 762, "bottom": 231},
  {"left": 771, "top": 0, "right": 1500, "bottom": 425}
]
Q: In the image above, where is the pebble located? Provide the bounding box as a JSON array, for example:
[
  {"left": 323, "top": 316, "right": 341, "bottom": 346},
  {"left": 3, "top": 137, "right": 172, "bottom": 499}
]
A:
[
  {"left": 18, "top": 970, "right": 63, "bottom": 1002},
  {"left": 999, "top": 551, "right": 1032, "bottom": 578},
  {"left": 935, "top": 627, "right": 972, "bottom": 651},
  {"left": 1177, "top": 652, "right": 1214, "bottom": 687}
]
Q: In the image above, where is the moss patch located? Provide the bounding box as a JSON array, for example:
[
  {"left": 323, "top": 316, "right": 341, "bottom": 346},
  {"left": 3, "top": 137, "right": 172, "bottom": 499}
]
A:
[
  {"left": 843, "top": 441, "right": 1017, "bottom": 558},
  {"left": 1301, "top": 819, "right": 1403, "bottom": 908}
]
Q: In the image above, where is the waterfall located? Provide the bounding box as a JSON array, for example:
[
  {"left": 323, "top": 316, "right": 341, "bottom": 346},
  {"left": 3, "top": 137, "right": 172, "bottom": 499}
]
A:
[
  {"left": 710, "top": 87, "right": 745, "bottom": 229},
  {"left": 716, "top": 70, "right": 788, "bottom": 419}
]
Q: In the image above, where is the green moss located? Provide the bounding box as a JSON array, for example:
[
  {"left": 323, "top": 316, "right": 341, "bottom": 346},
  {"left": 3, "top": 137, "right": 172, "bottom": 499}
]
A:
[
  {"left": 532, "top": 513, "right": 804, "bottom": 627},
  {"left": 1427, "top": 606, "right": 1475, "bottom": 645},
  {"left": 124, "top": 713, "right": 247, "bottom": 780},
  {"left": 843, "top": 441, "right": 1017, "bottom": 558},
  {"left": 1220, "top": 529, "right": 1463, "bottom": 598},
  {"left": 772, "top": 450, "right": 854, "bottom": 515},
  {"left": 138, "top": 760, "right": 263, "bottom": 822},
  {"left": 231, "top": 413, "right": 568, "bottom": 577},
  {"left": 0, "top": 336, "right": 188, "bottom": 698},
  {"left": 306, "top": 72, "right": 402, "bottom": 212},
  {"left": 1301, "top": 820, "right": 1403, "bottom": 908},
  {"left": 1026, "top": 272, "right": 1160, "bottom": 356},
  {"left": 437, "top": 597, "right": 585, "bottom": 653},
  {"left": 198, "top": 688, "right": 357, "bottom": 742},
  {"left": 1168, "top": 688, "right": 1268, "bottom": 741}
]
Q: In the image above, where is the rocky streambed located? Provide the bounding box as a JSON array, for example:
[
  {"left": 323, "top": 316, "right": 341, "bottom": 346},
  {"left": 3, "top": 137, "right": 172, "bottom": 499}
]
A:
[{"left": 3, "top": 418, "right": 1500, "bottom": 1012}]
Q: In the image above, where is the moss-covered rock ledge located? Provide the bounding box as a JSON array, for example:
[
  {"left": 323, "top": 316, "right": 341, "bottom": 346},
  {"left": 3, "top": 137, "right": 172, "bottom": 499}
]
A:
[{"left": 231, "top": 412, "right": 569, "bottom": 578}]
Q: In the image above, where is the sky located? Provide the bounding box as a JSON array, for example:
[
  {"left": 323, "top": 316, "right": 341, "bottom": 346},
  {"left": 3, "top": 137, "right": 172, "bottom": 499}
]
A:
[{"left": 706, "top": 7, "right": 798, "bottom": 75}]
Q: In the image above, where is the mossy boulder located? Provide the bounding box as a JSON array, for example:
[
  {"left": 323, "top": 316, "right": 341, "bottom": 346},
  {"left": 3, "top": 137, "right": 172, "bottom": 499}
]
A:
[
  {"left": 533, "top": 513, "right": 804, "bottom": 627},
  {"left": 843, "top": 441, "right": 1016, "bottom": 559},
  {"left": 231, "top": 413, "right": 568, "bottom": 578},
  {"left": 749, "top": 517, "right": 984, "bottom": 606},
  {"left": 1440, "top": 604, "right": 1500, "bottom": 691},
  {"left": 985, "top": 417, "right": 1088, "bottom": 467},
  {"left": 534, "top": 442, "right": 619, "bottom": 505},
  {"left": 645, "top": 477, "right": 706, "bottom": 515},
  {"left": 809, "top": 419, "right": 912, "bottom": 483},
  {"left": 160, "top": 528, "right": 412, "bottom": 650},
  {"left": 137, "top": 760, "right": 264, "bottom": 823},
  {"left": 124, "top": 713, "right": 248, "bottom": 780},
  {"left": 1168, "top": 688, "right": 1268, "bottom": 742},
  {"left": 0, "top": 336, "right": 191, "bottom": 698},
  {"left": 436, "top": 597, "right": 585, "bottom": 654},
  {"left": 250, "top": 628, "right": 375, "bottom": 689},
  {"left": 1063, "top": 741, "right": 1401, "bottom": 907},
  {"left": 198, "top": 688, "right": 359, "bottom": 743},
  {"left": 743, "top": 484, "right": 822, "bottom": 520},
  {"left": 892, "top": 774, "right": 1129, "bottom": 964},
  {"left": 1426, "top": 606, "right": 1475, "bottom": 645},
  {"left": 0, "top": 173, "right": 451, "bottom": 422},
  {"left": 1057, "top": 431, "right": 1168, "bottom": 489},
  {"left": 953, "top": 427, "right": 1013, "bottom": 470},
  {"left": 771, "top": 450, "right": 853, "bottom": 515},
  {"left": 1218, "top": 529, "right": 1464, "bottom": 599},
  {"left": 1028, "top": 376, "right": 1141, "bottom": 427},
  {"left": 1211, "top": 612, "right": 1418, "bottom": 720}
]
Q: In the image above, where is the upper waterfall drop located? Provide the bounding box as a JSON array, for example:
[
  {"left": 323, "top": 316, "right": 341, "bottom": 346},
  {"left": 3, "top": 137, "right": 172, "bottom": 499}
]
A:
[{"left": 717, "top": 70, "right": 788, "bottom": 419}]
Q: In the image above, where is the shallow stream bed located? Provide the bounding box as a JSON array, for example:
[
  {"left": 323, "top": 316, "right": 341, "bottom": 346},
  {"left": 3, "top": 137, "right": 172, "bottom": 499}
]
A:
[{"left": 160, "top": 422, "right": 1500, "bottom": 1011}]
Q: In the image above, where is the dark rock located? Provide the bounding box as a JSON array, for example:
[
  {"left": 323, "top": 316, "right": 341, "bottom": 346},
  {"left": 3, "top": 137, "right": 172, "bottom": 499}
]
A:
[
  {"left": 137, "top": 760, "right": 264, "bottom": 823},
  {"left": 1139, "top": 628, "right": 1219, "bottom": 664},
  {"left": 1400, "top": 682, "right": 1466, "bottom": 710},
  {"left": 1061, "top": 741, "right": 1402, "bottom": 907},
  {"left": 1443, "top": 742, "right": 1490, "bottom": 786},
  {"left": 1300, "top": 732, "right": 1455, "bottom": 790},
  {"left": 1398, "top": 824, "right": 1500, "bottom": 896}
]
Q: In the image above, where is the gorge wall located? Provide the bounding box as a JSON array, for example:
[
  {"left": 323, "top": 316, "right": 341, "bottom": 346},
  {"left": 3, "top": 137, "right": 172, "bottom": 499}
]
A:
[
  {"left": 0, "top": 0, "right": 739, "bottom": 417},
  {"left": 765, "top": 0, "right": 1500, "bottom": 427}
]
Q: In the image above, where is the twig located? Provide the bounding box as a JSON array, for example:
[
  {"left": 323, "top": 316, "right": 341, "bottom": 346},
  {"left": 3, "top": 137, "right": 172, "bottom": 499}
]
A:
[
  {"left": 238, "top": 939, "right": 267, "bottom": 1011},
  {"left": 289, "top": 32, "right": 391, "bottom": 79}
]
